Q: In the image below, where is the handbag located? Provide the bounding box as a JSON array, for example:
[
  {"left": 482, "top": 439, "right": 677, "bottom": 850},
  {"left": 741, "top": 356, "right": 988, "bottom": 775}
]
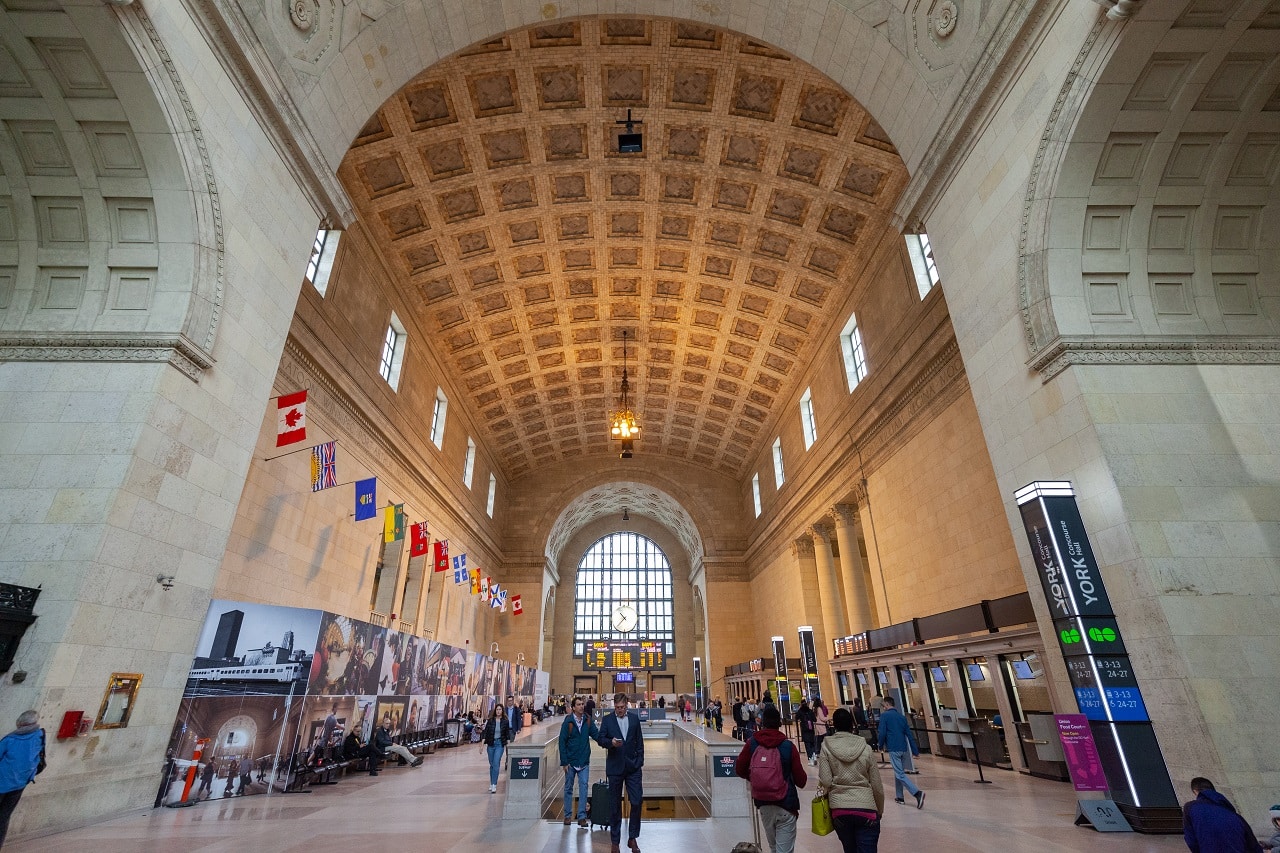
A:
[
  {"left": 810, "top": 793, "right": 833, "bottom": 836},
  {"left": 36, "top": 728, "right": 47, "bottom": 775}
]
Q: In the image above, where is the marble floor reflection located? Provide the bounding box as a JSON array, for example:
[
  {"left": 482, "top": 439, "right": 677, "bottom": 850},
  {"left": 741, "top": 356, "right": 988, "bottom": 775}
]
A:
[{"left": 9, "top": 728, "right": 1188, "bottom": 853}]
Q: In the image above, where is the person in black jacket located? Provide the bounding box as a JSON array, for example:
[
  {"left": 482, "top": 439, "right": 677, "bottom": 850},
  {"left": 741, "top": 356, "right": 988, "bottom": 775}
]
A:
[
  {"left": 368, "top": 718, "right": 393, "bottom": 776},
  {"left": 482, "top": 703, "right": 512, "bottom": 793},
  {"left": 794, "top": 700, "right": 817, "bottom": 765}
]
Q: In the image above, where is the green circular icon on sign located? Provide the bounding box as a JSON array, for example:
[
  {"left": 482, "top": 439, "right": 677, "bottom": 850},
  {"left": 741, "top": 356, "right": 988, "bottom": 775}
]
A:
[
  {"left": 1060, "top": 628, "right": 1081, "bottom": 644},
  {"left": 1088, "top": 626, "right": 1117, "bottom": 643}
]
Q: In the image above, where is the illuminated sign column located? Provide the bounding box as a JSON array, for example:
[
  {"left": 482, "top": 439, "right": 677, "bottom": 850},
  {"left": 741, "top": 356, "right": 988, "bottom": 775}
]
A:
[
  {"left": 770, "top": 637, "right": 792, "bottom": 720},
  {"left": 1015, "top": 481, "right": 1177, "bottom": 814},
  {"left": 798, "top": 626, "right": 821, "bottom": 704},
  {"left": 692, "top": 657, "right": 704, "bottom": 714}
]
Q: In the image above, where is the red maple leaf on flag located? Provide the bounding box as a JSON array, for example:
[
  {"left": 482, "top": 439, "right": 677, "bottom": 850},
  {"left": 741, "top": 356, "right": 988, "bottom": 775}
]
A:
[{"left": 285, "top": 408, "right": 302, "bottom": 427}]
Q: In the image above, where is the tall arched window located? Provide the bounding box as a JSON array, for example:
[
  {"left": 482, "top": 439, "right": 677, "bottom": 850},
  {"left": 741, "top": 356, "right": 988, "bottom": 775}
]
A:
[{"left": 573, "top": 532, "right": 674, "bottom": 657}]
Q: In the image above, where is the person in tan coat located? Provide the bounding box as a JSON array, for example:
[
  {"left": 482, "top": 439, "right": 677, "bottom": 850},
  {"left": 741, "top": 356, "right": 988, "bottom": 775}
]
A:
[{"left": 817, "top": 707, "right": 885, "bottom": 852}]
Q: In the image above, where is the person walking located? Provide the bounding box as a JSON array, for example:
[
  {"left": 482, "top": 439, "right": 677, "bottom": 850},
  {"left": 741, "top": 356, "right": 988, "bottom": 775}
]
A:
[
  {"left": 597, "top": 693, "right": 645, "bottom": 853},
  {"left": 876, "top": 697, "right": 923, "bottom": 808},
  {"left": 505, "top": 695, "right": 524, "bottom": 738},
  {"left": 732, "top": 697, "right": 746, "bottom": 740},
  {"left": 1181, "top": 777, "right": 1261, "bottom": 852},
  {"left": 0, "top": 711, "right": 43, "bottom": 848},
  {"left": 814, "top": 700, "right": 831, "bottom": 759},
  {"left": 818, "top": 707, "right": 885, "bottom": 853},
  {"left": 558, "top": 695, "right": 598, "bottom": 827},
  {"left": 237, "top": 754, "right": 253, "bottom": 795},
  {"left": 735, "top": 703, "right": 807, "bottom": 853},
  {"left": 482, "top": 702, "right": 512, "bottom": 794},
  {"left": 196, "top": 759, "right": 216, "bottom": 800},
  {"left": 795, "top": 699, "right": 817, "bottom": 765}
]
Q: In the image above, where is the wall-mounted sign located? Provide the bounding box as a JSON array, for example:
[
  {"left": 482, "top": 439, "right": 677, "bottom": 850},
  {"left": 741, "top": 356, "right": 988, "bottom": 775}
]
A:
[
  {"left": 714, "top": 754, "right": 737, "bottom": 777},
  {"left": 511, "top": 756, "right": 539, "bottom": 779}
]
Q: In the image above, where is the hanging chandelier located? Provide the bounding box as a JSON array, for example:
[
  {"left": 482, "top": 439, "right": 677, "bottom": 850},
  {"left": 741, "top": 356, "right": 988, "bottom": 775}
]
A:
[{"left": 610, "top": 330, "right": 640, "bottom": 458}]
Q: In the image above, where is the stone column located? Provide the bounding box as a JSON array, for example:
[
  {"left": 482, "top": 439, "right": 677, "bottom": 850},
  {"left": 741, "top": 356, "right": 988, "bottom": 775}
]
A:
[
  {"left": 810, "top": 523, "right": 848, "bottom": 639},
  {"left": 831, "top": 504, "right": 875, "bottom": 633},
  {"left": 791, "top": 535, "right": 835, "bottom": 702}
]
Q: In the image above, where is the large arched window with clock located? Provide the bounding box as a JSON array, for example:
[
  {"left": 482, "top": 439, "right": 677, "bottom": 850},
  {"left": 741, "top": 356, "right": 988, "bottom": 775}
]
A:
[{"left": 573, "top": 532, "right": 674, "bottom": 658}]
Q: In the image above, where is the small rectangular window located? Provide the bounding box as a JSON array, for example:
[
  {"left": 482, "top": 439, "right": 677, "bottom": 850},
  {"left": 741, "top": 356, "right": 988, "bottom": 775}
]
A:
[
  {"left": 752, "top": 473, "right": 762, "bottom": 517},
  {"left": 840, "top": 313, "right": 869, "bottom": 392},
  {"left": 379, "top": 313, "right": 406, "bottom": 390},
  {"left": 800, "top": 387, "right": 817, "bottom": 450},
  {"left": 486, "top": 473, "right": 496, "bottom": 517},
  {"left": 305, "top": 228, "right": 341, "bottom": 296},
  {"left": 463, "top": 438, "right": 476, "bottom": 488},
  {"left": 430, "top": 387, "right": 448, "bottom": 449},
  {"left": 905, "top": 233, "right": 940, "bottom": 299},
  {"left": 772, "top": 437, "right": 785, "bottom": 488}
]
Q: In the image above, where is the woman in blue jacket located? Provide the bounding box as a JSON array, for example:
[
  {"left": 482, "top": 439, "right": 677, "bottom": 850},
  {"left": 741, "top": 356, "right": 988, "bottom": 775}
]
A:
[{"left": 0, "top": 710, "right": 43, "bottom": 847}]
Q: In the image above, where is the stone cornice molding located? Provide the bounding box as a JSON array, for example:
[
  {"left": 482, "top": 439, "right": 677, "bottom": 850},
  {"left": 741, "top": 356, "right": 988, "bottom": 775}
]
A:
[
  {"left": 1030, "top": 336, "right": 1280, "bottom": 380},
  {"left": 277, "top": 336, "right": 503, "bottom": 561},
  {"left": 179, "top": 0, "right": 354, "bottom": 226},
  {"left": 853, "top": 339, "right": 966, "bottom": 470},
  {"left": 895, "top": 0, "right": 1068, "bottom": 228},
  {"left": 0, "top": 333, "right": 215, "bottom": 381}
]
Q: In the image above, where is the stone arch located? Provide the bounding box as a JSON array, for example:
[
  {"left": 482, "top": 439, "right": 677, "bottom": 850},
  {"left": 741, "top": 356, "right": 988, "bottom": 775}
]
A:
[
  {"left": 0, "top": 2, "right": 223, "bottom": 379},
  {"left": 1019, "top": 4, "right": 1280, "bottom": 379},
  {"left": 544, "top": 480, "right": 704, "bottom": 570}
]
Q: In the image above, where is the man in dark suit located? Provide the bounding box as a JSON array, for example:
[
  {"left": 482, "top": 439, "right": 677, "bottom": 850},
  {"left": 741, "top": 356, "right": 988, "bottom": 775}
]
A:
[
  {"left": 505, "top": 694, "right": 523, "bottom": 737},
  {"left": 596, "top": 693, "right": 645, "bottom": 853}
]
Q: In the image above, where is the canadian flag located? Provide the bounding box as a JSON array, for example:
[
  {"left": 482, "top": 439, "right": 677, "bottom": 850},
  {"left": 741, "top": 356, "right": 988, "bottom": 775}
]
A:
[
  {"left": 512, "top": 594, "right": 523, "bottom": 616},
  {"left": 276, "top": 390, "right": 307, "bottom": 447}
]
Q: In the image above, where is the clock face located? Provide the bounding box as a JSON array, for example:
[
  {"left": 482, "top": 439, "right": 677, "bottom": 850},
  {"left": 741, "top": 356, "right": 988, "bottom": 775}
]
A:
[{"left": 612, "top": 604, "right": 638, "bottom": 633}]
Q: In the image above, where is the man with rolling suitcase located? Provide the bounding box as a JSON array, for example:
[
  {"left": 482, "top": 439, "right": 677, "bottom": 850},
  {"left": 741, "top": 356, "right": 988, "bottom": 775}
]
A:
[{"left": 597, "top": 693, "right": 645, "bottom": 853}]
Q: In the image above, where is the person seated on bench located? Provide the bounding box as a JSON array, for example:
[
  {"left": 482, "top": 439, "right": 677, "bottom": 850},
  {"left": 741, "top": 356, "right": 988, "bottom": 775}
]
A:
[
  {"left": 369, "top": 715, "right": 422, "bottom": 770},
  {"left": 343, "top": 730, "right": 365, "bottom": 769}
]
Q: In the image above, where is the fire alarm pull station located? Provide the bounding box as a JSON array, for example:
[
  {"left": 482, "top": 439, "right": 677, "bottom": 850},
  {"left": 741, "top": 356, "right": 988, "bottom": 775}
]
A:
[{"left": 57, "top": 710, "right": 85, "bottom": 739}]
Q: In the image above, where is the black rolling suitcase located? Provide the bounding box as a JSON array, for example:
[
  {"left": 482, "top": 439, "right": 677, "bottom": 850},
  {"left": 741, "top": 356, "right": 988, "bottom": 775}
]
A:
[{"left": 589, "top": 780, "right": 613, "bottom": 829}]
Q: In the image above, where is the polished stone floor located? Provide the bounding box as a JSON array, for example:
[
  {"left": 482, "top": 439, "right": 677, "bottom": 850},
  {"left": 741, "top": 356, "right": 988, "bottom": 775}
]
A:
[{"left": 9, "top": 731, "right": 1188, "bottom": 853}]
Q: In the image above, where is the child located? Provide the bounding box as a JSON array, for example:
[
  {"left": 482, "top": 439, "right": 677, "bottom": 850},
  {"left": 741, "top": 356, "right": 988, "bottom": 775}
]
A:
[{"left": 1263, "top": 805, "right": 1280, "bottom": 850}]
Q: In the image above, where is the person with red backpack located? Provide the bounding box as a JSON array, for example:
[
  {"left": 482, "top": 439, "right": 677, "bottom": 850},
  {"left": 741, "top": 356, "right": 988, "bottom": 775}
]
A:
[{"left": 734, "top": 703, "right": 808, "bottom": 853}]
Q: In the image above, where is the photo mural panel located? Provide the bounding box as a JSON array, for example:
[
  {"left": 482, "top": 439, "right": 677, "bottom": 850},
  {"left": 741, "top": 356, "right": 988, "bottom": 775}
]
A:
[
  {"left": 165, "top": 600, "right": 542, "bottom": 805},
  {"left": 185, "top": 600, "right": 321, "bottom": 697}
]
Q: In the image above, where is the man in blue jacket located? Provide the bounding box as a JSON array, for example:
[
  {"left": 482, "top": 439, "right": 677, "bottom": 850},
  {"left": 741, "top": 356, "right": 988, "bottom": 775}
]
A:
[
  {"left": 558, "top": 695, "right": 599, "bottom": 827},
  {"left": 597, "top": 693, "right": 644, "bottom": 853},
  {"left": 1182, "top": 777, "right": 1262, "bottom": 852},
  {"left": 876, "top": 696, "right": 924, "bottom": 808},
  {"left": 0, "top": 710, "right": 43, "bottom": 847}
]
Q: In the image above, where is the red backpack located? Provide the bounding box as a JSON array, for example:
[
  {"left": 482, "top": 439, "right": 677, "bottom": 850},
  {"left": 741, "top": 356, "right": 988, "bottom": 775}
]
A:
[{"left": 748, "top": 739, "right": 791, "bottom": 802}]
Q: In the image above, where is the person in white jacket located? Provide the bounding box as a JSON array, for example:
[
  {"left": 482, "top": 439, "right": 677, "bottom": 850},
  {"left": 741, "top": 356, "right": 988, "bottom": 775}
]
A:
[{"left": 817, "top": 707, "right": 885, "bottom": 852}]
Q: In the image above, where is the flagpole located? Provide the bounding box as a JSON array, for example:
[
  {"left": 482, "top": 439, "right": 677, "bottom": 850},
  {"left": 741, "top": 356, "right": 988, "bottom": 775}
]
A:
[
  {"left": 261, "top": 440, "right": 335, "bottom": 463},
  {"left": 266, "top": 388, "right": 310, "bottom": 402}
]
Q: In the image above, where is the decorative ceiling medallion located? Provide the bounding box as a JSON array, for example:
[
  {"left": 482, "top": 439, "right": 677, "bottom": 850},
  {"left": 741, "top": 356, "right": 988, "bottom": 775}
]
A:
[
  {"left": 290, "top": 0, "right": 317, "bottom": 32},
  {"left": 935, "top": 1, "right": 958, "bottom": 37}
]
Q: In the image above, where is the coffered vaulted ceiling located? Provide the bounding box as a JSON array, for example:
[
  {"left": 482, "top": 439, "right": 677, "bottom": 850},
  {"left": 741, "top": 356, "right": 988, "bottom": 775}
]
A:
[{"left": 338, "top": 18, "right": 909, "bottom": 480}]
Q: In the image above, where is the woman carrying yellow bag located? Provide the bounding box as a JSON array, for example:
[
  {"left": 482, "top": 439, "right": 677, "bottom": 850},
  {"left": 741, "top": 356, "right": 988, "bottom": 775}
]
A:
[{"left": 816, "top": 707, "right": 884, "bottom": 852}]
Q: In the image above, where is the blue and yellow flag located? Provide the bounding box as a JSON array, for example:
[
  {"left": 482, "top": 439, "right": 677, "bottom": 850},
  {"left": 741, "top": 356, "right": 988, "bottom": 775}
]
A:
[{"left": 354, "top": 478, "right": 376, "bottom": 521}]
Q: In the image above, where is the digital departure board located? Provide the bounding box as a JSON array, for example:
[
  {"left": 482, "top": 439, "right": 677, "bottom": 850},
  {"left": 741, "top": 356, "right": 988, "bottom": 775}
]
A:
[{"left": 583, "top": 640, "right": 666, "bottom": 671}]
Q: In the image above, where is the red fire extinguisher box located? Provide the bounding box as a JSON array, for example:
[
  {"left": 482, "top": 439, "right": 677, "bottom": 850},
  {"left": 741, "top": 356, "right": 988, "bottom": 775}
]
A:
[{"left": 57, "top": 710, "right": 84, "bottom": 739}]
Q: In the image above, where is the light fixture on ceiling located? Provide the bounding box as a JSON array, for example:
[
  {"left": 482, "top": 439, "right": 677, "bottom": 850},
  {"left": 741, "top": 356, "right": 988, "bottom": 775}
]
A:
[
  {"left": 610, "top": 330, "right": 640, "bottom": 458},
  {"left": 616, "top": 109, "right": 643, "bottom": 153}
]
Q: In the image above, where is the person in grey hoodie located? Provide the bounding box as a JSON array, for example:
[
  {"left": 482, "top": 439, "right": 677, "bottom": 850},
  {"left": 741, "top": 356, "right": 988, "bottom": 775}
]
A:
[
  {"left": 0, "top": 710, "right": 43, "bottom": 847},
  {"left": 818, "top": 707, "right": 885, "bottom": 853}
]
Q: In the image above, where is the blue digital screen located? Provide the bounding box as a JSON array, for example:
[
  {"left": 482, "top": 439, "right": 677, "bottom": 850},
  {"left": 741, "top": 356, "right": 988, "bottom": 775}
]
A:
[
  {"left": 1012, "top": 660, "right": 1035, "bottom": 679},
  {"left": 930, "top": 666, "right": 947, "bottom": 683},
  {"left": 1074, "top": 687, "right": 1107, "bottom": 721},
  {"left": 876, "top": 671, "right": 888, "bottom": 684},
  {"left": 902, "top": 669, "right": 915, "bottom": 684},
  {"left": 615, "top": 672, "right": 634, "bottom": 683},
  {"left": 856, "top": 672, "right": 867, "bottom": 685},
  {"left": 966, "top": 664, "right": 986, "bottom": 682},
  {"left": 1103, "top": 686, "right": 1149, "bottom": 722}
]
